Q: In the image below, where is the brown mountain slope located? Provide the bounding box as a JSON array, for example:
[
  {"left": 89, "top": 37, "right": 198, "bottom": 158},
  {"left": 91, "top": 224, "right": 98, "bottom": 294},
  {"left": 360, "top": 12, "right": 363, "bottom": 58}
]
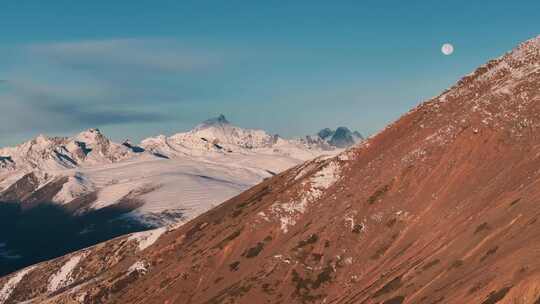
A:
[{"left": 1, "top": 35, "right": 540, "bottom": 304}]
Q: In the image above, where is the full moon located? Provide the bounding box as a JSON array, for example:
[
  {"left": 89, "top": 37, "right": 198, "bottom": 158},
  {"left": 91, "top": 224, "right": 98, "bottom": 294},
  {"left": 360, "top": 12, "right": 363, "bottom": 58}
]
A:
[{"left": 441, "top": 43, "right": 454, "bottom": 55}]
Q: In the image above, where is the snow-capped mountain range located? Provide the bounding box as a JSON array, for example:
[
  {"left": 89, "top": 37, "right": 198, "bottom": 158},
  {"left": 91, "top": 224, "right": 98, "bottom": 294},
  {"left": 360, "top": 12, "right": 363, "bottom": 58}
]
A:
[{"left": 0, "top": 115, "right": 362, "bottom": 226}]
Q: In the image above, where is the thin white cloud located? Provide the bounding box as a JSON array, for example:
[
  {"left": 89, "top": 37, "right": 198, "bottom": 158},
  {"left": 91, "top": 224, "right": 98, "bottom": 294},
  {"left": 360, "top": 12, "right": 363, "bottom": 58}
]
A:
[
  {"left": 0, "top": 38, "right": 225, "bottom": 144},
  {"left": 27, "top": 38, "right": 221, "bottom": 73},
  {"left": 7, "top": 80, "right": 108, "bottom": 101}
]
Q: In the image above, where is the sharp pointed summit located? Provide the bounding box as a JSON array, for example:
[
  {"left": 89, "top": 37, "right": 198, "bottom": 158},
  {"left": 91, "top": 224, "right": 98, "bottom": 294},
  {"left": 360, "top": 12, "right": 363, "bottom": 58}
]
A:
[
  {"left": 195, "top": 114, "right": 231, "bottom": 130},
  {"left": 212, "top": 114, "right": 230, "bottom": 125}
]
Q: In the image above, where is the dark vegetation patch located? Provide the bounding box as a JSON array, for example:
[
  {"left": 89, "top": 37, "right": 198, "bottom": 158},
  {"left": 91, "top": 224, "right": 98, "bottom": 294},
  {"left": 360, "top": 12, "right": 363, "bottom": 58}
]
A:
[
  {"left": 352, "top": 223, "right": 365, "bottom": 234},
  {"left": 480, "top": 246, "right": 499, "bottom": 262},
  {"left": 206, "top": 280, "right": 253, "bottom": 304},
  {"left": 383, "top": 296, "right": 405, "bottom": 304},
  {"left": 296, "top": 234, "right": 319, "bottom": 249},
  {"left": 229, "top": 261, "right": 240, "bottom": 271},
  {"left": 235, "top": 185, "right": 271, "bottom": 210},
  {"left": 291, "top": 268, "right": 328, "bottom": 289},
  {"left": 386, "top": 218, "right": 398, "bottom": 228},
  {"left": 214, "top": 277, "right": 224, "bottom": 284},
  {"left": 81, "top": 256, "right": 143, "bottom": 296},
  {"left": 372, "top": 276, "right": 402, "bottom": 298},
  {"left": 291, "top": 266, "right": 333, "bottom": 303},
  {"left": 213, "top": 228, "right": 243, "bottom": 249},
  {"left": 480, "top": 286, "right": 512, "bottom": 304},
  {"left": 185, "top": 221, "right": 208, "bottom": 241},
  {"left": 368, "top": 183, "right": 391, "bottom": 205},
  {"left": 0, "top": 201, "right": 149, "bottom": 276},
  {"left": 449, "top": 260, "right": 464, "bottom": 270},
  {"left": 292, "top": 235, "right": 320, "bottom": 263},
  {"left": 371, "top": 236, "right": 398, "bottom": 260},
  {"left": 469, "top": 280, "right": 488, "bottom": 294},
  {"left": 314, "top": 266, "right": 333, "bottom": 287},
  {"left": 243, "top": 242, "right": 265, "bottom": 258},
  {"left": 261, "top": 283, "right": 275, "bottom": 294},
  {"left": 393, "top": 242, "right": 414, "bottom": 259},
  {"left": 422, "top": 259, "right": 440, "bottom": 271},
  {"left": 474, "top": 222, "right": 490, "bottom": 234},
  {"left": 311, "top": 253, "right": 323, "bottom": 262},
  {"left": 159, "top": 277, "right": 172, "bottom": 289},
  {"left": 509, "top": 198, "right": 521, "bottom": 206},
  {"left": 231, "top": 209, "right": 243, "bottom": 218}
]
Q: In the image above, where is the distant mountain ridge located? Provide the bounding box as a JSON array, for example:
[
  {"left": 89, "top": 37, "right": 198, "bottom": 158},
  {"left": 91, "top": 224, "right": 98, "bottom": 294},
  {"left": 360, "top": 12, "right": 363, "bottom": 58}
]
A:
[
  {"left": 0, "top": 115, "right": 361, "bottom": 276},
  {"left": 0, "top": 115, "right": 364, "bottom": 224},
  {"left": 0, "top": 115, "right": 361, "bottom": 176},
  {"left": 316, "top": 126, "right": 363, "bottom": 148}
]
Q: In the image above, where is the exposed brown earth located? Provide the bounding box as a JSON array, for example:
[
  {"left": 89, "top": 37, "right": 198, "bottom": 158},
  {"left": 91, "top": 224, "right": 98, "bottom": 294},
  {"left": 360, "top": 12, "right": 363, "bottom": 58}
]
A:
[{"left": 1, "top": 35, "right": 540, "bottom": 304}]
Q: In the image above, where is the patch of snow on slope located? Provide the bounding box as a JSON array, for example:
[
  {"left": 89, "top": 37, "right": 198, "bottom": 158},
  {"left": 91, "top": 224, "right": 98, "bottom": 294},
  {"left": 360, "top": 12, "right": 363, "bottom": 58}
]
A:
[
  {"left": 128, "top": 260, "right": 148, "bottom": 275},
  {"left": 294, "top": 162, "right": 319, "bottom": 181},
  {"left": 337, "top": 149, "right": 356, "bottom": 161},
  {"left": 311, "top": 161, "right": 340, "bottom": 189},
  {"left": 0, "top": 266, "right": 35, "bottom": 304},
  {"left": 48, "top": 253, "right": 86, "bottom": 293},
  {"left": 128, "top": 227, "right": 167, "bottom": 251},
  {"left": 271, "top": 160, "right": 341, "bottom": 233}
]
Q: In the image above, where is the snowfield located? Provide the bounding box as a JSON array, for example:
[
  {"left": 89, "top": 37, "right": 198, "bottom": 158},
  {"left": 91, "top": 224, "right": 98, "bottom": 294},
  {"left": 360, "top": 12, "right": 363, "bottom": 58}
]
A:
[{"left": 0, "top": 115, "right": 358, "bottom": 227}]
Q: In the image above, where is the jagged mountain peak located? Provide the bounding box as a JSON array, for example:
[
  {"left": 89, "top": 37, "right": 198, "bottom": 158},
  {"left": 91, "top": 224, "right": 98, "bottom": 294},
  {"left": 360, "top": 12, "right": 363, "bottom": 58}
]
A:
[
  {"left": 208, "top": 114, "right": 230, "bottom": 125},
  {"left": 194, "top": 114, "right": 231, "bottom": 130},
  {"left": 176, "top": 116, "right": 278, "bottom": 151},
  {"left": 0, "top": 128, "right": 136, "bottom": 173},
  {"left": 75, "top": 128, "right": 102, "bottom": 138},
  {"left": 33, "top": 134, "right": 51, "bottom": 144},
  {"left": 317, "top": 128, "right": 334, "bottom": 140},
  {"left": 313, "top": 127, "right": 363, "bottom": 148},
  {"left": 73, "top": 128, "right": 110, "bottom": 145}
]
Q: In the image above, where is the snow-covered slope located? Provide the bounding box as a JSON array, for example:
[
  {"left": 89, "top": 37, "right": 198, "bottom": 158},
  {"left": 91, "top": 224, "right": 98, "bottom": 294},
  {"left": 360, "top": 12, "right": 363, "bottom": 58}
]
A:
[
  {"left": 140, "top": 114, "right": 349, "bottom": 160},
  {"left": 0, "top": 116, "right": 360, "bottom": 227}
]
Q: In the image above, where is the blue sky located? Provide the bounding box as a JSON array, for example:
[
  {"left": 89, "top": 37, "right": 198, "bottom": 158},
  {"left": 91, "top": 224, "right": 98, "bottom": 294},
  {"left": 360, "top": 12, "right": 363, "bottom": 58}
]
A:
[{"left": 0, "top": 1, "right": 539, "bottom": 146}]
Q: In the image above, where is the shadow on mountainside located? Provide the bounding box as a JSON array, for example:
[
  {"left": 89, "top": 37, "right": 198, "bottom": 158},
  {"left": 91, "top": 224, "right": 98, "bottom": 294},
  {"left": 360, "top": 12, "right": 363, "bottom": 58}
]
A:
[{"left": 0, "top": 201, "right": 151, "bottom": 277}]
